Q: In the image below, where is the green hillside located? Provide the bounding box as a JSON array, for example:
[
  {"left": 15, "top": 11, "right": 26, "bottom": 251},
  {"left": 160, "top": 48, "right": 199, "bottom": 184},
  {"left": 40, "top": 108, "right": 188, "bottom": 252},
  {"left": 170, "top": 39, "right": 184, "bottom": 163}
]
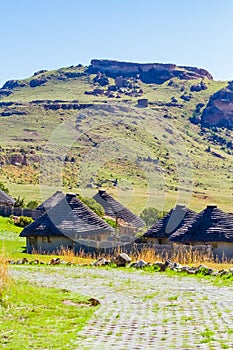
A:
[{"left": 0, "top": 62, "right": 232, "bottom": 214}]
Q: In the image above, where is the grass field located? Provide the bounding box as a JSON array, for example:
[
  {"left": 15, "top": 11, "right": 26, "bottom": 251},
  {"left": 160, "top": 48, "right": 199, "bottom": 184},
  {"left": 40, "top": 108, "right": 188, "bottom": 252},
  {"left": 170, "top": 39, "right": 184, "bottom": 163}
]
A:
[{"left": 0, "top": 64, "right": 232, "bottom": 214}]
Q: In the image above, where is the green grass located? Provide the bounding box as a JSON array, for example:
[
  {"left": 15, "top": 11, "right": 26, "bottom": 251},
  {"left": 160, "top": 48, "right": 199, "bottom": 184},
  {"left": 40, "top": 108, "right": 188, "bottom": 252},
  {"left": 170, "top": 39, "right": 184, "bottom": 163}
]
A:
[
  {"left": 0, "top": 68, "right": 232, "bottom": 214},
  {"left": 0, "top": 280, "right": 97, "bottom": 349}
]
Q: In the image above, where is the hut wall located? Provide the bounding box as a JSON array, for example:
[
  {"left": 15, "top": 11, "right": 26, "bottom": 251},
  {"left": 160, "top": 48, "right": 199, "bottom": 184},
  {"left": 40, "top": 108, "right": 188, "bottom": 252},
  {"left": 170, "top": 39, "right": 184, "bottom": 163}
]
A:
[
  {"left": 26, "top": 236, "right": 74, "bottom": 254},
  {"left": 213, "top": 242, "right": 233, "bottom": 259},
  {"left": 144, "top": 237, "right": 172, "bottom": 245}
]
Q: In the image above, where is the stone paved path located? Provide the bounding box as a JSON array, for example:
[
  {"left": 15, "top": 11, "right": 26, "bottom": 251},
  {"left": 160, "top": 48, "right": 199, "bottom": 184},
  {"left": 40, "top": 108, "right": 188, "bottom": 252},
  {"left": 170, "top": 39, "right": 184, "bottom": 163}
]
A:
[{"left": 11, "top": 266, "right": 233, "bottom": 349}]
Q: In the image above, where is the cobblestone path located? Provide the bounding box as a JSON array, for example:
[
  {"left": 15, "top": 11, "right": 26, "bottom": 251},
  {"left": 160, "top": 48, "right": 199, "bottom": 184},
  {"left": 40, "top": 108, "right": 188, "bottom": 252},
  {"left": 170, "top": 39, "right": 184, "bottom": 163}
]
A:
[{"left": 12, "top": 266, "right": 233, "bottom": 349}]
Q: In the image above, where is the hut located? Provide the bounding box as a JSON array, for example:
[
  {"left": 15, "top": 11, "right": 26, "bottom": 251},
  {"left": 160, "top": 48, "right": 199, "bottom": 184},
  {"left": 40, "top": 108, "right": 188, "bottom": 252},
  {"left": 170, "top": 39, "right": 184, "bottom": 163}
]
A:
[
  {"left": 169, "top": 205, "right": 233, "bottom": 259},
  {"left": 93, "top": 190, "right": 145, "bottom": 235},
  {"left": 20, "top": 192, "right": 114, "bottom": 253},
  {"left": 142, "top": 205, "right": 196, "bottom": 245},
  {"left": 36, "top": 190, "right": 65, "bottom": 212},
  {"left": 0, "top": 189, "right": 16, "bottom": 206}
]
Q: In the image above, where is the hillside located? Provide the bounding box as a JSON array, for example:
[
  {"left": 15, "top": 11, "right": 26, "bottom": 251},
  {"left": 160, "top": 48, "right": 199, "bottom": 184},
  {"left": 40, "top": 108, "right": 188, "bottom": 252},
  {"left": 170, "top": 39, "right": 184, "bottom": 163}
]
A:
[{"left": 0, "top": 59, "right": 232, "bottom": 214}]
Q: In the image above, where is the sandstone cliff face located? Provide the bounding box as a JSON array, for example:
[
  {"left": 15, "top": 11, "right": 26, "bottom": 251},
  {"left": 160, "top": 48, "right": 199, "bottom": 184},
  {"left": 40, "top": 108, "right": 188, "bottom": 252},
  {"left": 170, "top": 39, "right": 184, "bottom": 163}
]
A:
[
  {"left": 201, "top": 82, "right": 233, "bottom": 129},
  {"left": 89, "top": 59, "right": 213, "bottom": 84}
]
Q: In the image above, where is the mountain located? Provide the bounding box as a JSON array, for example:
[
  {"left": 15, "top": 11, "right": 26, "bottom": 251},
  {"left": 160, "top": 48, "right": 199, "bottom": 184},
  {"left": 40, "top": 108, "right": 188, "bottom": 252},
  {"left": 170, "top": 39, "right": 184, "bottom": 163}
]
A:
[{"left": 0, "top": 59, "right": 232, "bottom": 213}]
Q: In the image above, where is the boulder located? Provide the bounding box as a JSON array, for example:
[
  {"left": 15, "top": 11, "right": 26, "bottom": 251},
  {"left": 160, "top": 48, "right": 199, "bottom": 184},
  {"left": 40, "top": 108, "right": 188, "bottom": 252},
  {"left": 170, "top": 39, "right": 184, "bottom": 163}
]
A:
[
  {"left": 113, "top": 253, "right": 131, "bottom": 267},
  {"left": 29, "top": 78, "right": 47, "bottom": 88},
  {"left": 93, "top": 258, "right": 111, "bottom": 266},
  {"left": 137, "top": 98, "right": 148, "bottom": 108},
  {"left": 133, "top": 259, "right": 148, "bottom": 268}
]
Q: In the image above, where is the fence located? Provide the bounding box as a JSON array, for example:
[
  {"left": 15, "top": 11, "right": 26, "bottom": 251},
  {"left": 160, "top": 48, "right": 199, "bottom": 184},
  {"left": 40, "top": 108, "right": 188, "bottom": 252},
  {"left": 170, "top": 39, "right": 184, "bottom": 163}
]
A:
[{"left": 0, "top": 204, "right": 43, "bottom": 220}]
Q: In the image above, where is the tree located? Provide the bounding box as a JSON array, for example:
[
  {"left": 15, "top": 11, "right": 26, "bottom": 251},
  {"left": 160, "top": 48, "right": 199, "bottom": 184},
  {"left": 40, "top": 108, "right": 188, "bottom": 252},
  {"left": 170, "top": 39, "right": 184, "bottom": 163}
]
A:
[
  {"left": 78, "top": 196, "right": 105, "bottom": 218},
  {"left": 26, "top": 200, "right": 39, "bottom": 210},
  {"left": 14, "top": 196, "right": 25, "bottom": 208},
  {"left": 140, "top": 207, "right": 164, "bottom": 229}
]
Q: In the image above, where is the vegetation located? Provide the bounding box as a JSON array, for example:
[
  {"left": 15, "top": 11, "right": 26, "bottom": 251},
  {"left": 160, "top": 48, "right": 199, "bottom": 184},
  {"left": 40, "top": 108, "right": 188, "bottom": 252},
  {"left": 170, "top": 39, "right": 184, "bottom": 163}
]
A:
[
  {"left": 15, "top": 216, "right": 34, "bottom": 227},
  {"left": 0, "top": 276, "right": 98, "bottom": 349},
  {"left": 140, "top": 207, "right": 164, "bottom": 228},
  {"left": 0, "top": 64, "right": 231, "bottom": 215},
  {"left": 78, "top": 196, "right": 104, "bottom": 217}
]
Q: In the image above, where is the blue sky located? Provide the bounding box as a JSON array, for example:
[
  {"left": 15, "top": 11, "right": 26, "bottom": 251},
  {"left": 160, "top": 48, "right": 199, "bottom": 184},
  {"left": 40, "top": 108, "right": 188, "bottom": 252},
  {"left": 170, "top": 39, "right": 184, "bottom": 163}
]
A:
[{"left": 1, "top": 0, "right": 233, "bottom": 87}]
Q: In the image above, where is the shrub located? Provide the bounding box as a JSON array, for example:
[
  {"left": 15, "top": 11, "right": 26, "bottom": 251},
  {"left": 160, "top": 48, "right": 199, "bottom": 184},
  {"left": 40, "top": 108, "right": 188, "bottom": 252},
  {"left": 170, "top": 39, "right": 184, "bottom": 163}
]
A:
[
  {"left": 26, "top": 200, "right": 39, "bottom": 209},
  {"left": 140, "top": 207, "right": 164, "bottom": 229},
  {"left": 78, "top": 196, "right": 104, "bottom": 218},
  {"left": 15, "top": 216, "right": 33, "bottom": 227}
]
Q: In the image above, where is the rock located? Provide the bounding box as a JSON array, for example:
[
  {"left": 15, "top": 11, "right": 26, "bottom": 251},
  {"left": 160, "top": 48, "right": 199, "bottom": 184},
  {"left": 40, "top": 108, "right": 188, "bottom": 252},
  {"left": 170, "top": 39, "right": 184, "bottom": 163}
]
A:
[
  {"left": 29, "top": 259, "right": 39, "bottom": 265},
  {"left": 29, "top": 78, "right": 47, "bottom": 88},
  {"left": 50, "top": 258, "right": 61, "bottom": 265},
  {"left": 88, "top": 59, "right": 213, "bottom": 84},
  {"left": 93, "top": 258, "right": 111, "bottom": 266},
  {"left": 113, "top": 253, "right": 131, "bottom": 267},
  {"left": 33, "top": 69, "right": 48, "bottom": 76},
  {"left": 190, "top": 81, "right": 207, "bottom": 92},
  {"left": 180, "top": 93, "right": 193, "bottom": 101},
  {"left": 180, "top": 265, "right": 192, "bottom": 272},
  {"left": 137, "top": 98, "right": 148, "bottom": 108},
  {"left": 201, "top": 83, "right": 233, "bottom": 129},
  {"left": 16, "top": 258, "right": 28, "bottom": 264},
  {"left": 218, "top": 269, "right": 229, "bottom": 276},
  {"left": 133, "top": 259, "right": 148, "bottom": 268},
  {"left": 88, "top": 298, "right": 100, "bottom": 306}
]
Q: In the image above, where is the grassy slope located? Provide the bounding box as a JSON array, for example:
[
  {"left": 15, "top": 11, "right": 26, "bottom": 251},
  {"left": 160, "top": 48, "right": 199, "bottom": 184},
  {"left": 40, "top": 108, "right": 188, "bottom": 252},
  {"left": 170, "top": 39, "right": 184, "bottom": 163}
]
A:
[{"left": 0, "top": 65, "right": 232, "bottom": 213}]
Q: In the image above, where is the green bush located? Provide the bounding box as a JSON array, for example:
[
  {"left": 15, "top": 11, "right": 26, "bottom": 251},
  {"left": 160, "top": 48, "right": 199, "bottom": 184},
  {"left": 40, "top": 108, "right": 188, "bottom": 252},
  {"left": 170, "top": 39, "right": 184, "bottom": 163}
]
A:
[
  {"left": 26, "top": 200, "right": 39, "bottom": 209},
  {"left": 140, "top": 207, "right": 164, "bottom": 229},
  {"left": 78, "top": 196, "right": 105, "bottom": 218},
  {"left": 15, "top": 216, "right": 33, "bottom": 227}
]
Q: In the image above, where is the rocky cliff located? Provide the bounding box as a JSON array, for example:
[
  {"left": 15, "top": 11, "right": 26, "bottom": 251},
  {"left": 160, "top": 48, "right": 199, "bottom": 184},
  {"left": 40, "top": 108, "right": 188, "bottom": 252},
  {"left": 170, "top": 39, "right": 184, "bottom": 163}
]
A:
[
  {"left": 89, "top": 59, "right": 213, "bottom": 84},
  {"left": 201, "top": 82, "right": 233, "bottom": 129}
]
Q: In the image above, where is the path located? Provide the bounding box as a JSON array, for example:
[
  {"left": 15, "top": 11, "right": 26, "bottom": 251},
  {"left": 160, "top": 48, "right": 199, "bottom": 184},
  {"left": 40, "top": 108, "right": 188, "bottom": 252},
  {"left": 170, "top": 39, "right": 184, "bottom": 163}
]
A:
[{"left": 11, "top": 266, "right": 233, "bottom": 350}]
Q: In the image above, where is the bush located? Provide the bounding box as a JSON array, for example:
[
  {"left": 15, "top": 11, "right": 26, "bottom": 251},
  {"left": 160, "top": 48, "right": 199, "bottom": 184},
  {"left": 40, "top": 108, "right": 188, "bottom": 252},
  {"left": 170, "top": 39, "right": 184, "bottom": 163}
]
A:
[
  {"left": 15, "top": 216, "right": 33, "bottom": 227},
  {"left": 78, "top": 196, "right": 104, "bottom": 218},
  {"left": 140, "top": 208, "right": 164, "bottom": 229},
  {"left": 104, "top": 218, "right": 117, "bottom": 228},
  {"left": 26, "top": 200, "right": 39, "bottom": 210},
  {"left": 0, "top": 182, "right": 9, "bottom": 194}
]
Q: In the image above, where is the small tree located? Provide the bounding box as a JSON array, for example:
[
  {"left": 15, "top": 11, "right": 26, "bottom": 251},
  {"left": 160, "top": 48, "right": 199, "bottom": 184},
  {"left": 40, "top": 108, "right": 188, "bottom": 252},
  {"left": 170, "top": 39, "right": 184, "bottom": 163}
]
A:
[
  {"left": 140, "top": 207, "right": 164, "bottom": 229},
  {"left": 26, "top": 200, "right": 39, "bottom": 210},
  {"left": 14, "top": 196, "right": 25, "bottom": 208},
  {"left": 78, "top": 196, "right": 105, "bottom": 218}
]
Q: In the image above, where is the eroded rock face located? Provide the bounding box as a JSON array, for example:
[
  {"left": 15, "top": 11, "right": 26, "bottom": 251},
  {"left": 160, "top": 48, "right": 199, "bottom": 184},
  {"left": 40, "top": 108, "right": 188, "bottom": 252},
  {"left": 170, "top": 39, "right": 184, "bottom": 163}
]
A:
[
  {"left": 89, "top": 59, "right": 213, "bottom": 84},
  {"left": 201, "top": 82, "right": 233, "bottom": 129}
]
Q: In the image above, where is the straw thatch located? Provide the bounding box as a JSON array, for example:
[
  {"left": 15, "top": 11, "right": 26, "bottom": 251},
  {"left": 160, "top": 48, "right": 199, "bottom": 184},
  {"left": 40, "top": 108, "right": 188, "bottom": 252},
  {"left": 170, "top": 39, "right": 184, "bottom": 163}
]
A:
[
  {"left": 36, "top": 190, "right": 65, "bottom": 211},
  {"left": 0, "top": 190, "right": 16, "bottom": 206},
  {"left": 143, "top": 205, "right": 197, "bottom": 239},
  {"left": 93, "top": 190, "right": 145, "bottom": 228},
  {"left": 20, "top": 193, "right": 114, "bottom": 240},
  {"left": 169, "top": 205, "right": 233, "bottom": 243}
]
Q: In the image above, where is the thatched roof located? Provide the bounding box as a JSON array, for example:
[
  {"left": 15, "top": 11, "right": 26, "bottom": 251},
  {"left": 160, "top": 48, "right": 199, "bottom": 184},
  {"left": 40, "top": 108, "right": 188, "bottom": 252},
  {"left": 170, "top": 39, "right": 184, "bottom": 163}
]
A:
[
  {"left": 20, "top": 193, "right": 114, "bottom": 239},
  {"left": 143, "top": 205, "right": 197, "bottom": 239},
  {"left": 170, "top": 205, "right": 233, "bottom": 243},
  {"left": 93, "top": 190, "right": 145, "bottom": 228},
  {"left": 36, "top": 190, "right": 65, "bottom": 211},
  {"left": 0, "top": 190, "right": 16, "bottom": 206}
]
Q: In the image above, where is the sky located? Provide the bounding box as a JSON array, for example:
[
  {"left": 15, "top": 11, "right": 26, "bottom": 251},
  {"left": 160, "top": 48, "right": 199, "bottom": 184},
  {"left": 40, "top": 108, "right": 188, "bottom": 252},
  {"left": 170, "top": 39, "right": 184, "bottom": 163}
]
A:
[{"left": 1, "top": 0, "right": 233, "bottom": 87}]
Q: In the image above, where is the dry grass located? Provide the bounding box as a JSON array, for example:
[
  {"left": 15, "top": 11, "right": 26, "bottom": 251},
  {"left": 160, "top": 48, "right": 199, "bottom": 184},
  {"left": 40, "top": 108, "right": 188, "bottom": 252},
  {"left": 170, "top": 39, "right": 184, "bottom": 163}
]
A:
[
  {"left": 29, "top": 245, "right": 233, "bottom": 270},
  {"left": 0, "top": 250, "right": 10, "bottom": 298},
  {"left": 131, "top": 246, "right": 233, "bottom": 269}
]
